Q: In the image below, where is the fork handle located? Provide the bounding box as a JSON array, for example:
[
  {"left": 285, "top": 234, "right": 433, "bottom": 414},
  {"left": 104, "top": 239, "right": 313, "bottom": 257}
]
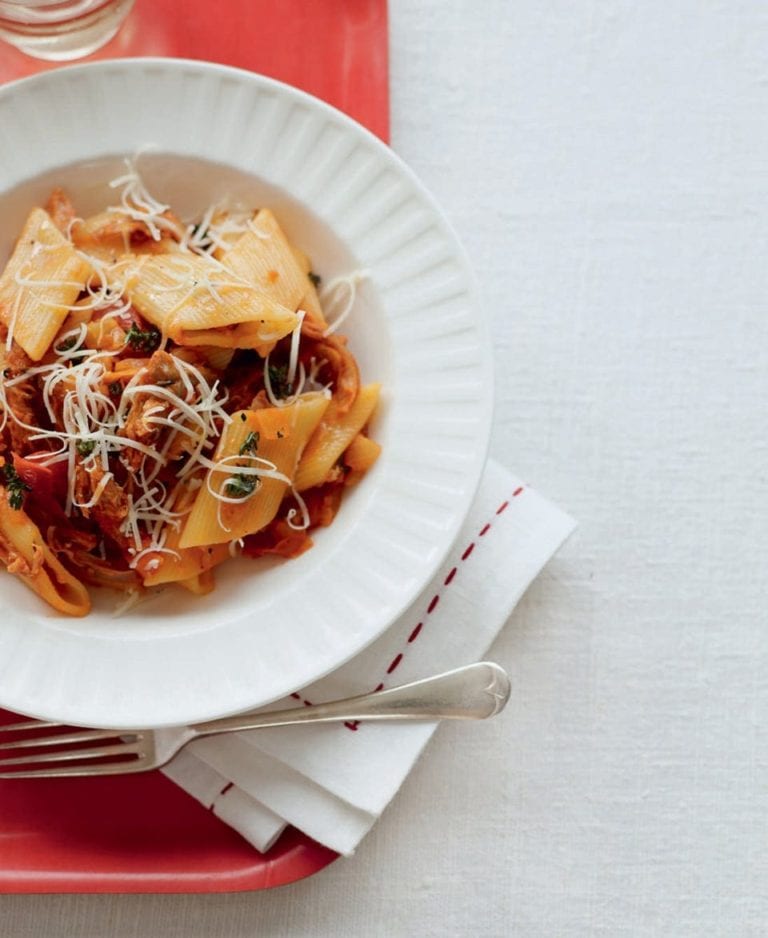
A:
[{"left": 189, "top": 662, "right": 511, "bottom": 738}]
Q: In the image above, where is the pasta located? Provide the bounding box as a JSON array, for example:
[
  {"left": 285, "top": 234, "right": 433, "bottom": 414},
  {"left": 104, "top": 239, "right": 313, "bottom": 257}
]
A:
[{"left": 0, "top": 162, "right": 380, "bottom": 616}]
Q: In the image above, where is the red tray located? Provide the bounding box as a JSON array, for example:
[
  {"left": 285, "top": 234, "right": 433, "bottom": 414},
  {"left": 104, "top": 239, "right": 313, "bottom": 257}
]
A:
[
  {"left": 0, "top": 0, "right": 389, "bottom": 142},
  {"left": 0, "top": 0, "right": 389, "bottom": 894}
]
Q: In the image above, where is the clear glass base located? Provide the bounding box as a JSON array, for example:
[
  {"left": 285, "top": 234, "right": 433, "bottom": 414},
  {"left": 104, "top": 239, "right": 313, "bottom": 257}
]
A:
[{"left": 0, "top": 0, "right": 134, "bottom": 61}]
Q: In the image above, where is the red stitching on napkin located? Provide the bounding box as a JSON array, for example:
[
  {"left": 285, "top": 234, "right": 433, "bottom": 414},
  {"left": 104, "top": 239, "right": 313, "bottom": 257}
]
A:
[
  {"left": 284, "top": 488, "right": 526, "bottom": 729},
  {"left": 211, "top": 781, "right": 234, "bottom": 809},
  {"left": 408, "top": 622, "right": 423, "bottom": 643}
]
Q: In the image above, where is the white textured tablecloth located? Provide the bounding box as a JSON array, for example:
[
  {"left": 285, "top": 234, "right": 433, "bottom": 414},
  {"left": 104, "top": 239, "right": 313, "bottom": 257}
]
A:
[{"left": 6, "top": 1, "right": 768, "bottom": 935}]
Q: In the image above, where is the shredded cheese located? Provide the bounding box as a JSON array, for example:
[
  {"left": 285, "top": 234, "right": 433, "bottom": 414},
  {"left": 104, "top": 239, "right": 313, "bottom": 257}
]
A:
[
  {"left": 108, "top": 157, "right": 182, "bottom": 242},
  {"left": 180, "top": 205, "right": 254, "bottom": 256},
  {"left": 285, "top": 487, "right": 311, "bottom": 531},
  {"left": 321, "top": 270, "right": 370, "bottom": 336}
]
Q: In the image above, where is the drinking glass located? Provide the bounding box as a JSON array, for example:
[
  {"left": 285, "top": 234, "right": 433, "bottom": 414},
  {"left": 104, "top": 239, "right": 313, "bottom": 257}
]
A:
[{"left": 0, "top": 0, "right": 135, "bottom": 61}]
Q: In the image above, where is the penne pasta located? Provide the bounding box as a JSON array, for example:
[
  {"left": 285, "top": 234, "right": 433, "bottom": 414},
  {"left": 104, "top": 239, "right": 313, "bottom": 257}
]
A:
[
  {"left": 294, "top": 383, "right": 381, "bottom": 491},
  {"left": 0, "top": 497, "right": 90, "bottom": 616},
  {"left": 343, "top": 432, "right": 382, "bottom": 485},
  {"left": 126, "top": 253, "right": 298, "bottom": 355},
  {"left": 291, "top": 245, "right": 328, "bottom": 327},
  {"left": 177, "top": 569, "right": 217, "bottom": 594},
  {"left": 0, "top": 208, "right": 92, "bottom": 361},
  {"left": 71, "top": 209, "right": 183, "bottom": 263},
  {"left": 222, "top": 209, "right": 311, "bottom": 314},
  {"left": 135, "top": 481, "right": 231, "bottom": 587},
  {"left": 180, "top": 394, "right": 330, "bottom": 548}
]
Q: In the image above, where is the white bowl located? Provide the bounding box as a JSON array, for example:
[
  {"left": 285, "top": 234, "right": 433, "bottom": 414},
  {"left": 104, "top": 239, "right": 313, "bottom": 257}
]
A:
[{"left": 0, "top": 59, "right": 493, "bottom": 728}]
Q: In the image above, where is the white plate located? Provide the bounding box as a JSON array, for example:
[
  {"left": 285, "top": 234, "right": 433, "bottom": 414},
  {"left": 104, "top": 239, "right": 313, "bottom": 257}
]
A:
[{"left": 0, "top": 59, "right": 493, "bottom": 728}]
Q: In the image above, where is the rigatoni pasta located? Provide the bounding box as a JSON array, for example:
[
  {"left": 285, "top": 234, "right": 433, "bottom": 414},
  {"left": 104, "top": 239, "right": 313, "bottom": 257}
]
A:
[
  {"left": 0, "top": 208, "right": 92, "bottom": 362},
  {"left": 180, "top": 395, "right": 331, "bottom": 549},
  {"left": 0, "top": 161, "right": 380, "bottom": 616},
  {"left": 126, "top": 254, "right": 299, "bottom": 354}
]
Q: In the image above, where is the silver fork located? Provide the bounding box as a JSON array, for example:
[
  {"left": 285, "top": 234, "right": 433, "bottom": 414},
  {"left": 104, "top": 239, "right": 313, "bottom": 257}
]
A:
[{"left": 0, "top": 662, "right": 510, "bottom": 778}]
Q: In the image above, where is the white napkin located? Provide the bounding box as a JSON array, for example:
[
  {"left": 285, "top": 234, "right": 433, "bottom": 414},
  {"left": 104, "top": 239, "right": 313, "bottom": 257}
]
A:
[{"left": 162, "top": 459, "right": 575, "bottom": 856}]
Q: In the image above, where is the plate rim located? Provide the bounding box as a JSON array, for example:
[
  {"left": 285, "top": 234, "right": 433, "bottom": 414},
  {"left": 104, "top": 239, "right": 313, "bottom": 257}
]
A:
[{"left": 0, "top": 57, "right": 494, "bottom": 727}]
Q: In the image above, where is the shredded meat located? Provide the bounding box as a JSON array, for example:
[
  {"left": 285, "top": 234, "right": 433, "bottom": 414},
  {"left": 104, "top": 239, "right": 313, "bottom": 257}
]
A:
[
  {"left": 70, "top": 209, "right": 184, "bottom": 257},
  {"left": 74, "top": 463, "right": 132, "bottom": 549},
  {"left": 0, "top": 341, "right": 48, "bottom": 457},
  {"left": 118, "top": 350, "right": 217, "bottom": 467},
  {"left": 119, "top": 398, "right": 165, "bottom": 469},
  {"left": 118, "top": 351, "right": 184, "bottom": 468},
  {"left": 243, "top": 519, "right": 313, "bottom": 560},
  {"left": 2, "top": 381, "right": 39, "bottom": 456},
  {"left": 311, "top": 334, "right": 359, "bottom": 413},
  {"left": 0, "top": 517, "right": 38, "bottom": 577},
  {"left": 0, "top": 331, "right": 45, "bottom": 456},
  {"left": 6, "top": 546, "right": 37, "bottom": 577},
  {"left": 5, "top": 342, "right": 33, "bottom": 373},
  {"left": 300, "top": 308, "right": 327, "bottom": 341},
  {"left": 58, "top": 547, "right": 139, "bottom": 591}
]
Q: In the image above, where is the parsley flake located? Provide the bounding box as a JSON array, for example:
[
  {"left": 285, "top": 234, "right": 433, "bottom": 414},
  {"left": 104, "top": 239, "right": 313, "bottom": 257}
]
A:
[
  {"left": 2, "top": 464, "right": 31, "bottom": 510},
  {"left": 268, "top": 364, "right": 292, "bottom": 399},
  {"left": 308, "top": 271, "right": 322, "bottom": 288},
  {"left": 56, "top": 336, "right": 78, "bottom": 353},
  {"left": 125, "top": 322, "right": 161, "bottom": 352},
  {"left": 225, "top": 473, "right": 258, "bottom": 499},
  {"left": 190, "top": 222, "right": 213, "bottom": 249},
  {"left": 239, "top": 431, "right": 260, "bottom": 455},
  {"left": 76, "top": 440, "right": 96, "bottom": 458}
]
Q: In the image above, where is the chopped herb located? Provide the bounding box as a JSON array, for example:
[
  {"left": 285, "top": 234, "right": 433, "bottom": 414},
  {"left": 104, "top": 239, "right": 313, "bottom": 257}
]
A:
[
  {"left": 268, "top": 363, "right": 292, "bottom": 399},
  {"left": 56, "top": 336, "right": 78, "bottom": 353},
  {"left": 190, "top": 222, "right": 212, "bottom": 248},
  {"left": 308, "top": 271, "right": 322, "bottom": 288},
  {"left": 276, "top": 429, "right": 285, "bottom": 439},
  {"left": 240, "top": 413, "right": 247, "bottom": 422},
  {"left": 2, "top": 368, "right": 10, "bottom": 379},
  {"left": 225, "top": 473, "right": 258, "bottom": 499},
  {"left": 2, "top": 464, "right": 30, "bottom": 510},
  {"left": 125, "top": 322, "right": 161, "bottom": 352},
  {"left": 76, "top": 440, "right": 96, "bottom": 458},
  {"left": 239, "top": 431, "right": 260, "bottom": 455},
  {"left": 108, "top": 381, "right": 122, "bottom": 397}
]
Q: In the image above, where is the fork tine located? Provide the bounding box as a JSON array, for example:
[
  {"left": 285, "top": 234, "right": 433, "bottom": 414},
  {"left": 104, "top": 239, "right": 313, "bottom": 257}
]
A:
[
  {"left": 0, "top": 729, "right": 133, "bottom": 752},
  {"left": 0, "top": 741, "right": 143, "bottom": 768},
  {"left": 0, "top": 760, "right": 151, "bottom": 778},
  {"left": 0, "top": 720, "right": 61, "bottom": 733}
]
